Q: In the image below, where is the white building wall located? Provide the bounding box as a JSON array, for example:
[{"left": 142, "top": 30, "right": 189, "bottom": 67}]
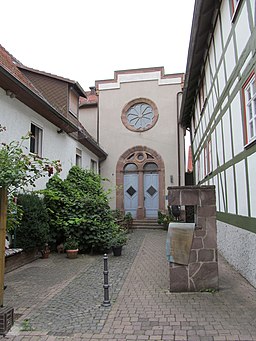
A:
[
  {"left": 248, "top": 153, "right": 256, "bottom": 218},
  {"left": 190, "top": 0, "right": 256, "bottom": 287},
  {"left": 225, "top": 166, "right": 236, "bottom": 214},
  {"left": 235, "top": 4, "right": 251, "bottom": 59},
  {"left": 0, "top": 87, "right": 99, "bottom": 190},
  {"left": 230, "top": 93, "right": 244, "bottom": 156},
  {"left": 218, "top": 221, "right": 256, "bottom": 288},
  {"left": 222, "top": 111, "right": 232, "bottom": 162}
]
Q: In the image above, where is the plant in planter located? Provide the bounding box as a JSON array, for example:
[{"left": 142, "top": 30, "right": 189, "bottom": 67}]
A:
[
  {"left": 110, "top": 229, "right": 128, "bottom": 256},
  {"left": 123, "top": 212, "right": 133, "bottom": 230},
  {"left": 64, "top": 237, "right": 79, "bottom": 259},
  {"left": 41, "top": 243, "right": 50, "bottom": 259}
]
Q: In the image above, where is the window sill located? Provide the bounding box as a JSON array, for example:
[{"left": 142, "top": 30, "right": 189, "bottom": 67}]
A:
[
  {"left": 29, "top": 152, "right": 43, "bottom": 159},
  {"left": 244, "top": 138, "right": 256, "bottom": 149}
]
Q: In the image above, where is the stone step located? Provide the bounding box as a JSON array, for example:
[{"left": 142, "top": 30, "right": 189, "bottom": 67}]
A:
[{"left": 132, "top": 219, "right": 162, "bottom": 229}]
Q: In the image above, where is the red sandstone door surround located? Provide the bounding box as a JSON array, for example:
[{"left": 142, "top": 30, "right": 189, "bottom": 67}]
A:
[{"left": 116, "top": 146, "right": 165, "bottom": 219}]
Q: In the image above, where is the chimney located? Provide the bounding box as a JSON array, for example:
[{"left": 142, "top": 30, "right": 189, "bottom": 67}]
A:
[{"left": 89, "top": 86, "right": 96, "bottom": 94}]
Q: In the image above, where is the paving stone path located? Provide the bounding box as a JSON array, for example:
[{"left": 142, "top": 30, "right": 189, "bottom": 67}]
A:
[{"left": 2, "top": 229, "right": 256, "bottom": 341}]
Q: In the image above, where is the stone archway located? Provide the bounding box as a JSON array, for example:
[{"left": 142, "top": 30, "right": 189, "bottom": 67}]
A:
[{"left": 116, "top": 146, "right": 165, "bottom": 219}]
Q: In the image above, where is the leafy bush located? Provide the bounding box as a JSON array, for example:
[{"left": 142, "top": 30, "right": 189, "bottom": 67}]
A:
[
  {"left": 43, "top": 166, "right": 119, "bottom": 253},
  {"left": 16, "top": 193, "right": 50, "bottom": 250},
  {"left": 158, "top": 206, "right": 174, "bottom": 229}
]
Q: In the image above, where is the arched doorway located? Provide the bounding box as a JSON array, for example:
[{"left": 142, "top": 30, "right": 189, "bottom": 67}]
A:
[{"left": 116, "top": 146, "right": 165, "bottom": 219}]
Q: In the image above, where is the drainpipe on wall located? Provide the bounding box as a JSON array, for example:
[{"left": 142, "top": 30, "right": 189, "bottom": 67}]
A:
[
  {"left": 176, "top": 91, "right": 183, "bottom": 187},
  {"left": 96, "top": 87, "right": 101, "bottom": 174}
]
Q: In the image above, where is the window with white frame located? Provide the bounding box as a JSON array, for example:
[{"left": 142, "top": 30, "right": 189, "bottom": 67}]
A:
[
  {"left": 90, "top": 159, "right": 97, "bottom": 172},
  {"left": 76, "top": 148, "right": 82, "bottom": 167},
  {"left": 243, "top": 73, "right": 256, "bottom": 144},
  {"left": 30, "top": 123, "right": 42, "bottom": 156}
]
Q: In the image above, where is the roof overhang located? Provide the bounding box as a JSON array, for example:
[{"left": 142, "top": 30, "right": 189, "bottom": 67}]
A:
[
  {"left": 180, "top": 0, "right": 222, "bottom": 128},
  {"left": 0, "top": 65, "right": 78, "bottom": 134},
  {"left": 77, "top": 128, "right": 107, "bottom": 160},
  {"left": 18, "top": 65, "right": 87, "bottom": 98}
]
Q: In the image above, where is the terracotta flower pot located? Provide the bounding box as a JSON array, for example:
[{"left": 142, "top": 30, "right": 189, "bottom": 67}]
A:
[{"left": 66, "top": 249, "right": 78, "bottom": 259}]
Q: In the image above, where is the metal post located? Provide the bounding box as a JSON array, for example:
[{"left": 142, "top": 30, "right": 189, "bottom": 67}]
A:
[
  {"left": 102, "top": 253, "right": 111, "bottom": 307},
  {"left": 0, "top": 187, "right": 7, "bottom": 307}
]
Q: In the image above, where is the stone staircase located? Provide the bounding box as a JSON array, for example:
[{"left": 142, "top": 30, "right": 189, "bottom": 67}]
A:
[{"left": 132, "top": 219, "right": 162, "bottom": 229}]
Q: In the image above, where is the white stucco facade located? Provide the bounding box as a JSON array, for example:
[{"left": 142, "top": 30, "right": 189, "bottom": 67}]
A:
[
  {"left": 96, "top": 68, "right": 185, "bottom": 216},
  {"left": 181, "top": 0, "right": 256, "bottom": 287},
  {"left": 0, "top": 87, "right": 100, "bottom": 190},
  {"left": 217, "top": 221, "right": 256, "bottom": 287}
]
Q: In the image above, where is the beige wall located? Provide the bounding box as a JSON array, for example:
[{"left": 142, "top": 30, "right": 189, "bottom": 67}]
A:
[
  {"left": 98, "top": 74, "right": 184, "bottom": 210},
  {"left": 79, "top": 106, "right": 98, "bottom": 141}
]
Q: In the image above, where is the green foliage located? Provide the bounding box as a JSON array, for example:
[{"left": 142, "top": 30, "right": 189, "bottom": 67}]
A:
[
  {"left": 0, "top": 125, "right": 61, "bottom": 194},
  {"left": 109, "top": 227, "right": 128, "bottom": 247},
  {"left": 6, "top": 196, "right": 23, "bottom": 233},
  {"left": 124, "top": 212, "right": 133, "bottom": 223},
  {"left": 64, "top": 236, "right": 79, "bottom": 250},
  {"left": 42, "top": 166, "right": 120, "bottom": 253},
  {"left": 158, "top": 207, "right": 174, "bottom": 229},
  {"left": 20, "top": 319, "right": 34, "bottom": 331},
  {"left": 16, "top": 193, "right": 50, "bottom": 250}
]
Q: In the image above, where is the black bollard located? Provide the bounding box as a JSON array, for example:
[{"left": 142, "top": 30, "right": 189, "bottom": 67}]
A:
[{"left": 102, "top": 253, "right": 111, "bottom": 307}]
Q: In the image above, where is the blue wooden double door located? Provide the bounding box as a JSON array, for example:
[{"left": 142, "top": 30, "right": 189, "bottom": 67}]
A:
[{"left": 124, "top": 172, "right": 159, "bottom": 218}]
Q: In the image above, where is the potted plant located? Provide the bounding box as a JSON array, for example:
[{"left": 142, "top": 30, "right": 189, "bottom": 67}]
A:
[
  {"left": 123, "top": 212, "right": 133, "bottom": 230},
  {"left": 40, "top": 243, "right": 50, "bottom": 259},
  {"left": 64, "top": 237, "right": 79, "bottom": 259},
  {"left": 110, "top": 229, "right": 128, "bottom": 256}
]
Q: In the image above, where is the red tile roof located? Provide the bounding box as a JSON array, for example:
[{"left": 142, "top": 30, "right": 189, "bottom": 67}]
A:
[{"left": 0, "top": 44, "right": 46, "bottom": 100}]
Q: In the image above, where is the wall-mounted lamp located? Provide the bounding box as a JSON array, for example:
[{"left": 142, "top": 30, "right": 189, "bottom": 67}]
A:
[{"left": 57, "top": 129, "right": 64, "bottom": 134}]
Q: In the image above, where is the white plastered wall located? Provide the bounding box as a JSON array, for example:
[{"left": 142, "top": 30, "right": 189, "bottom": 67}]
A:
[
  {"left": 0, "top": 87, "right": 99, "bottom": 190},
  {"left": 217, "top": 221, "right": 256, "bottom": 287},
  {"left": 98, "top": 77, "right": 183, "bottom": 209}
]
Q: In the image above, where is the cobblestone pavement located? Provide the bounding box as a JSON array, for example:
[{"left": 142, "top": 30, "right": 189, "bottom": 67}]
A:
[{"left": 1, "top": 229, "right": 256, "bottom": 341}]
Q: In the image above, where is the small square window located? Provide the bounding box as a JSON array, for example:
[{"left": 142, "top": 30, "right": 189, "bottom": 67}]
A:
[{"left": 30, "top": 123, "right": 42, "bottom": 157}]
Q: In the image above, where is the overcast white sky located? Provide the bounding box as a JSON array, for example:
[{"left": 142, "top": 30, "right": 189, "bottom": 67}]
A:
[{"left": 1, "top": 0, "right": 195, "bottom": 91}]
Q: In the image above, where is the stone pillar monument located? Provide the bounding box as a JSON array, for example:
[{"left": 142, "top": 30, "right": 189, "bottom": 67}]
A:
[{"left": 167, "top": 185, "right": 218, "bottom": 292}]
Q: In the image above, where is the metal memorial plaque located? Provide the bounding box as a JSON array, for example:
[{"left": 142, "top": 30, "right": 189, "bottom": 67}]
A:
[{"left": 166, "top": 223, "right": 195, "bottom": 265}]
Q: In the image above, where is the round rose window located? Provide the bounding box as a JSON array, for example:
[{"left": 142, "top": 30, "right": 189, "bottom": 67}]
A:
[{"left": 121, "top": 98, "right": 158, "bottom": 132}]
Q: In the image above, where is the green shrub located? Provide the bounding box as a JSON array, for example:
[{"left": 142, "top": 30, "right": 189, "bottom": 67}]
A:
[
  {"left": 43, "top": 166, "right": 119, "bottom": 253},
  {"left": 16, "top": 193, "right": 50, "bottom": 250},
  {"left": 158, "top": 207, "right": 174, "bottom": 230}
]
